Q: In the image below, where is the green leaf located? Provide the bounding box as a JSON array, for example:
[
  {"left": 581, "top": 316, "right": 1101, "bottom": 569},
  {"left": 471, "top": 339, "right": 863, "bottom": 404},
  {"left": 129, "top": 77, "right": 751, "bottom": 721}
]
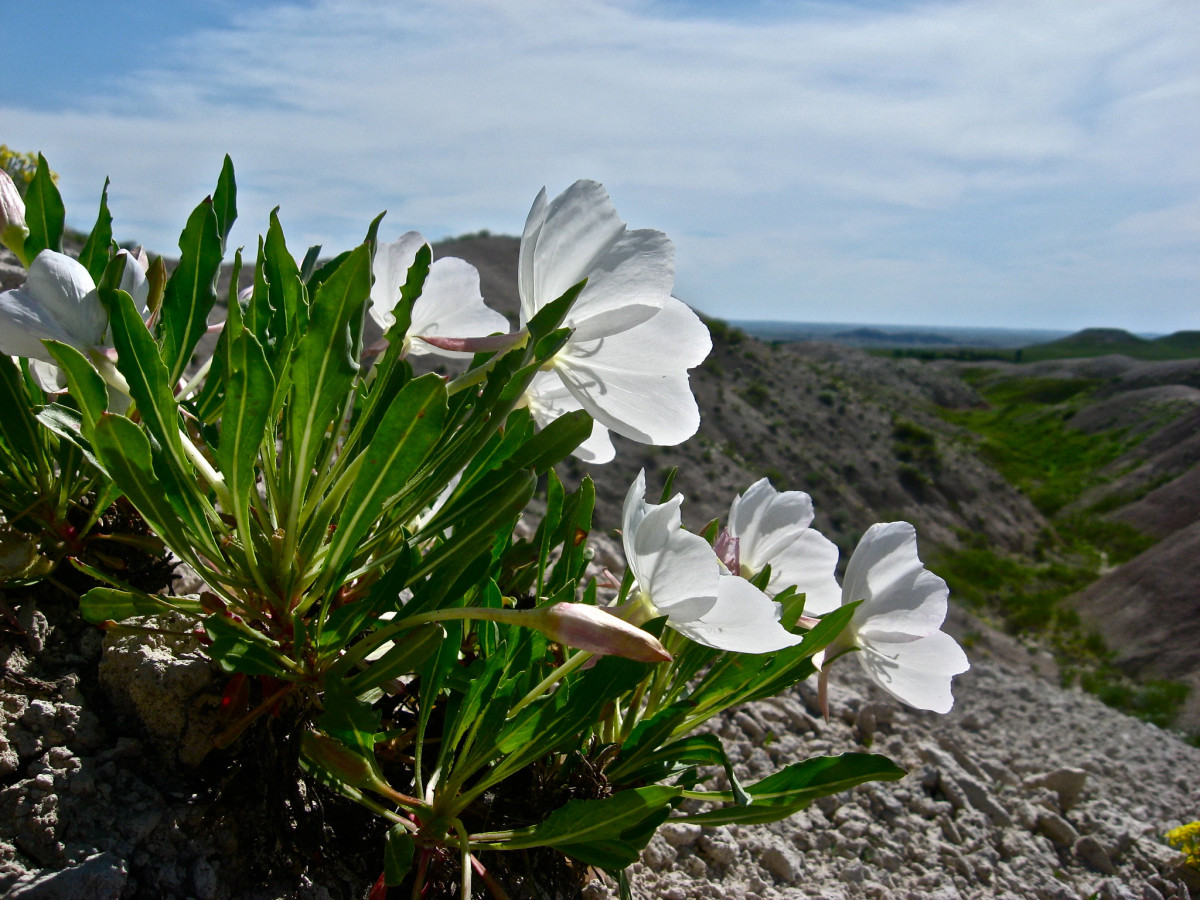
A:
[
  {"left": 506, "top": 409, "right": 592, "bottom": 474},
  {"left": 90, "top": 412, "right": 218, "bottom": 560},
  {"left": 159, "top": 196, "right": 223, "bottom": 385},
  {"left": 345, "top": 624, "right": 444, "bottom": 696},
  {"left": 42, "top": 342, "right": 108, "bottom": 441},
  {"left": 34, "top": 405, "right": 99, "bottom": 468},
  {"left": 211, "top": 155, "right": 237, "bottom": 251},
  {"left": 525, "top": 281, "right": 585, "bottom": 344},
  {"left": 410, "top": 470, "right": 535, "bottom": 582},
  {"left": 493, "top": 652, "right": 650, "bottom": 770},
  {"left": 264, "top": 210, "right": 306, "bottom": 348},
  {"left": 487, "top": 786, "right": 680, "bottom": 869},
  {"left": 77, "top": 178, "right": 113, "bottom": 283},
  {"left": 384, "top": 826, "right": 415, "bottom": 886},
  {"left": 0, "top": 355, "right": 44, "bottom": 462},
  {"left": 22, "top": 154, "right": 65, "bottom": 258},
  {"left": 318, "top": 550, "right": 414, "bottom": 654},
  {"left": 79, "top": 587, "right": 201, "bottom": 624},
  {"left": 324, "top": 374, "right": 447, "bottom": 575},
  {"left": 205, "top": 614, "right": 298, "bottom": 679},
  {"left": 216, "top": 328, "right": 275, "bottom": 525},
  {"left": 319, "top": 676, "right": 383, "bottom": 757},
  {"left": 102, "top": 265, "right": 186, "bottom": 463},
  {"left": 287, "top": 242, "right": 371, "bottom": 478},
  {"left": 680, "top": 752, "right": 905, "bottom": 826}
]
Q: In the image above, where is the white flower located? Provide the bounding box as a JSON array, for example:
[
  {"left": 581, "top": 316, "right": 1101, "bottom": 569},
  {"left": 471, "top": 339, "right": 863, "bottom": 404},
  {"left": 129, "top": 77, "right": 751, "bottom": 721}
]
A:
[
  {"left": 817, "top": 522, "right": 969, "bottom": 713},
  {"left": 726, "top": 478, "right": 843, "bottom": 615},
  {"left": 518, "top": 181, "right": 711, "bottom": 455},
  {"left": 369, "top": 231, "right": 508, "bottom": 358},
  {"left": 522, "top": 370, "right": 615, "bottom": 463},
  {"left": 621, "top": 470, "right": 801, "bottom": 653},
  {"left": 0, "top": 249, "right": 147, "bottom": 362}
]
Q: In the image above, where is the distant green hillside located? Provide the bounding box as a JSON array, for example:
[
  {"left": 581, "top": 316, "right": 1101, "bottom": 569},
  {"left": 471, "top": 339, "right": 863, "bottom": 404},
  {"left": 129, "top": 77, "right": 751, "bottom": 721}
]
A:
[
  {"left": 1021, "top": 328, "right": 1200, "bottom": 362},
  {"left": 884, "top": 328, "right": 1200, "bottom": 363}
]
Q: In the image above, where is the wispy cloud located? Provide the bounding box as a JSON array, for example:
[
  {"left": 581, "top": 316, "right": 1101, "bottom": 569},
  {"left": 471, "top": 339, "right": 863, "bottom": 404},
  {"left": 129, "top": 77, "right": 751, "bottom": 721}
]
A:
[{"left": 5, "top": 0, "right": 1197, "bottom": 330}]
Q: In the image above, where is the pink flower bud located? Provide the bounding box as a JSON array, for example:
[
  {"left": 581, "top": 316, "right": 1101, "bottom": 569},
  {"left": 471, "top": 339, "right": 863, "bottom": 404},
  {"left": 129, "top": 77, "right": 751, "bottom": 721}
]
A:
[
  {"left": 0, "top": 170, "right": 29, "bottom": 260},
  {"left": 535, "top": 602, "right": 671, "bottom": 663}
]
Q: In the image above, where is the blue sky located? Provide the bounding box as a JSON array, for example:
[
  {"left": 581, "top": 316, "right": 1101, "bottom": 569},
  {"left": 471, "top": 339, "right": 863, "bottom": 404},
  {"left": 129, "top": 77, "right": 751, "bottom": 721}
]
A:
[{"left": 4, "top": 0, "right": 1197, "bottom": 332}]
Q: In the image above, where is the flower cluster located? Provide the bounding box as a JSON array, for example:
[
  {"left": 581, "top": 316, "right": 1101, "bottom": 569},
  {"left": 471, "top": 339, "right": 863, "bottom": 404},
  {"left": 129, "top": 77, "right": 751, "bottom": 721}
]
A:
[
  {"left": 0, "top": 154, "right": 971, "bottom": 898},
  {"left": 1167, "top": 821, "right": 1200, "bottom": 868},
  {"left": 621, "top": 473, "right": 969, "bottom": 713}
]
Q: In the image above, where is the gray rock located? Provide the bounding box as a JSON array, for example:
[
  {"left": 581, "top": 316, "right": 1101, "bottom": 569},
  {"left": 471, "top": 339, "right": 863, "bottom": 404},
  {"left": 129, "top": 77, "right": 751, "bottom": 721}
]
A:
[
  {"left": 6, "top": 851, "right": 126, "bottom": 899},
  {"left": 659, "top": 822, "right": 702, "bottom": 848},
  {"left": 1023, "top": 767, "right": 1088, "bottom": 811},
  {"left": 1074, "top": 834, "right": 1118, "bottom": 875},
  {"left": 1036, "top": 811, "right": 1080, "bottom": 848}
]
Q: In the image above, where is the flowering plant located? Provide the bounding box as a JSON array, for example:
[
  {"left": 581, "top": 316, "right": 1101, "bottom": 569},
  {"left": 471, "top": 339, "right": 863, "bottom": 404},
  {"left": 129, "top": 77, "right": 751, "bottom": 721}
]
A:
[{"left": 0, "top": 155, "right": 970, "bottom": 897}]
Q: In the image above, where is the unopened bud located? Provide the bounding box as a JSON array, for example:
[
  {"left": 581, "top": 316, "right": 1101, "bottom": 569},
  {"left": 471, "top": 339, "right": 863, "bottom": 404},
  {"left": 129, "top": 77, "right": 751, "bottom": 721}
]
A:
[
  {"left": 535, "top": 602, "right": 671, "bottom": 663},
  {"left": 0, "top": 170, "right": 29, "bottom": 264}
]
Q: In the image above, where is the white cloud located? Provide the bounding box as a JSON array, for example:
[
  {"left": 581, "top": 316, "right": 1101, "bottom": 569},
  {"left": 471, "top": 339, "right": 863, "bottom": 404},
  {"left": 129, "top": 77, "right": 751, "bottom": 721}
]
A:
[{"left": 3, "top": 0, "right": 1197, "bottom": 330}]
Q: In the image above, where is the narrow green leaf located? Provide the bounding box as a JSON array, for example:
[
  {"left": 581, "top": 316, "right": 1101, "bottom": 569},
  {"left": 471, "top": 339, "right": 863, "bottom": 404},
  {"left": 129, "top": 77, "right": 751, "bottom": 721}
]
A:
[
  {"left": 205, "top": 614, "right": 298, "bottom": 679},
  {"left": 42, "top": 342, "right": 108, "bottom": 441},
  {"left": 103, "top": 269, "right": 186, "bottom": 464},
  {"left": 680, "top": 752, "right": 906, "bottom": 826},
  {"left": 217, "top": 329, "right": 274, "bottom": 524},
  {"left": 34, "top": 405, "right": 99, "bottom": 468},
  {"left": 0, "top": 356, "right": 44, "bottom": 461},
  {"left": 287, "top": 242, "right": 371, "bottom": 477},
  {"left": 159, "top": 196, "right": 223, "bottom": 384},
  {"left": 90, "top": 413, "right": 216, "bottom": 560},
  {"left": 265, "top": 210, "right": 305, "bottom": 339},
  {"left": 325, "top": 374, "right": 446, "bottom": 575},
  {"left": 211, "top": 155, "right": 237, "bottom": 250},
  {"left": 22, "top": 154, "right": 65, "bottom": 258},
  {"left": 77, "top": 178, "right": 113, "bottom": 282},
  {"left": 345, "top": 624, "right": 444, "bottom": 696},
  {"left": 409, "top": 470, "right": 534, "bottom": 583},
  {"left": 489, "top": 786, "right": 680, "bottom": 869},
  {"left": 79, "top": 587, "right": 200, "bottom": 624}
]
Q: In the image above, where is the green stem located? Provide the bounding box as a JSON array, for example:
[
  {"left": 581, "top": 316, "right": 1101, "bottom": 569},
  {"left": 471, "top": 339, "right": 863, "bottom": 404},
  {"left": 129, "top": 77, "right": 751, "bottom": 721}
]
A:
[
  {"left": 454, "top": 819, "right": 472, "bottom": 900},
  {"left": 506, "top": 649, "right": 594, "bottom": 719}
]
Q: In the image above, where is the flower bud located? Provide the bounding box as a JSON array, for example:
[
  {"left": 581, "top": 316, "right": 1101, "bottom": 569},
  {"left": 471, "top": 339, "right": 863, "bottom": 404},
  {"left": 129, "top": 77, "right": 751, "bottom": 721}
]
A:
[
  {"left": 0, "top": 169, "right": 30, "bottom": 263},
  {"left": 535, "top": 602, "right": 671, "bottom": 663}
]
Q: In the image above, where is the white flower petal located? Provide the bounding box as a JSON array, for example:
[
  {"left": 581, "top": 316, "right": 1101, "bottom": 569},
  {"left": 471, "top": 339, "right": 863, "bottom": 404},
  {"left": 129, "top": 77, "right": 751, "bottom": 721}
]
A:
[
  {"left": 115, "top": 249, "right": 149, "bottom": 318},
  {"left": 407, "top": 257, "right": 509, "bottom": 358},
  {"left": 621, "top": 471, "right": 717, "bottom": 622},
  {"left": 518, "top": 181, "right": 671, "bottom": 337},
  {"left": 554, "top": 297, "right": 710, "bottom": 445},
  {"left": 727, "top": 478, "right": 843, "bottom": 613},
  {"left": 369, "top": 232, "right": 427, "bottom": 332},
  {"left": 629, "top": 501, "right": 720, "bottom": 618},
  {"left": 855, "top": 631, "right": 970, "bottom": 713},
  {"left": 676, "top": 574, "right": 802, "bottom": 653},
  {"left": 765, "top": 531, "right": 844, "bottom": 615},
  {"left": 843, "top": 521, "right": 948, "bottom": 640},
  {"left": 731, "top": 478, "right": 815, "bottom": 561},
  {"left": 0, "top": 287, "right": 77, "bottom": 358},
  {"left": 524, "top": 371, "right": 614, "bottom": 463},
  {"left": 0, "top": 251, "right": 103, "bottom": 359}
]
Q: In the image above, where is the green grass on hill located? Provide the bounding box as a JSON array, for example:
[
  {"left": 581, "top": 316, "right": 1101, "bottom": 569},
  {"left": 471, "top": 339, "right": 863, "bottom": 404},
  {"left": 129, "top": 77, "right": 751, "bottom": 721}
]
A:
[
  {"left": 882, "top": 329, "right": 1200, "bottom": 364},
  {"left": 940, "top": 374, "right": 1134, "bottom": 517},
  {"left": 933, "top": 370, "right": 1188, "bottom": 729}
]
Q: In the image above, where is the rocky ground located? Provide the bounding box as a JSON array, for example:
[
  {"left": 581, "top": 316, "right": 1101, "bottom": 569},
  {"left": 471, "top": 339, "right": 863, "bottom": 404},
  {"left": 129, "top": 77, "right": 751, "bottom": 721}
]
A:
[
  {"left": 2, "top": 570, "right": 1197, "bottom": 899},
  {"left": 598, "top": 610, "right": 1200, "bottom": 900}
]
